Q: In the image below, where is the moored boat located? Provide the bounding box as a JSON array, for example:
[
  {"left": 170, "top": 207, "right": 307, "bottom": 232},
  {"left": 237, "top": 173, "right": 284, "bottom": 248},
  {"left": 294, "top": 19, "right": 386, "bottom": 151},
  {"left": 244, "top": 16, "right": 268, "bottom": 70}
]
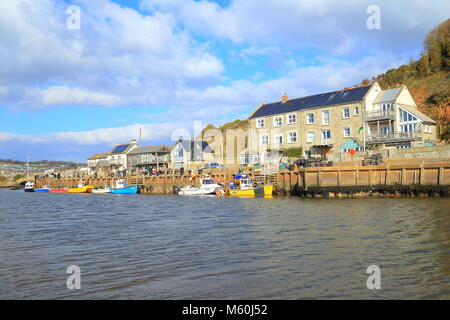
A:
[
  {"left": 50, "top": 188, "right": 68, "bottom": 193},
  {"left": 68, "top": 181, "right": 94, "bottom": 193},
  {"left": 109, "top": 179, "right": 138, "bottom": 194},
  {"left": 229, "top": 176, "right": 273, "bottom": 197},
  {"left": 24, "top": 181, "right": 35, "bottom": 192},
  {"left": 35, "top": 185, "right": 50, "bottom": 192},
  {"left": 92, "top": 184, "right": 111, "bottom": 194},
  {"left": 178, "top": 176, "right": 223, "bottom": 196}
]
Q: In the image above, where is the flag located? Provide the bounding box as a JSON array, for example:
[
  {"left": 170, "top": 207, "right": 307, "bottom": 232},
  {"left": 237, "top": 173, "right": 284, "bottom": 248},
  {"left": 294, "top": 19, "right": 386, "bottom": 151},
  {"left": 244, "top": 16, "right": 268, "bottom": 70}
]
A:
[{"left": 358, "top": 127, "right": 364, "bottom": 134}]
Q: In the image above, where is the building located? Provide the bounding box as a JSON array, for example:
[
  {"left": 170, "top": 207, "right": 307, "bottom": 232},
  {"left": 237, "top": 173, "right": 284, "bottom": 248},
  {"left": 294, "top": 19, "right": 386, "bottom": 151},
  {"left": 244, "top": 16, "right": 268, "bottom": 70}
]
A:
[
  {"left": 170, "top": 138, "right": 214, "bottom": 169},
  {"left": 87, "top": 139, "right": 138, "bottom": 176},
  {"left": 127, "top": 145, "right": 170, "bottom": 173},
  {"left": 242, "top": 82, "right": 438, "bottom": 165}
]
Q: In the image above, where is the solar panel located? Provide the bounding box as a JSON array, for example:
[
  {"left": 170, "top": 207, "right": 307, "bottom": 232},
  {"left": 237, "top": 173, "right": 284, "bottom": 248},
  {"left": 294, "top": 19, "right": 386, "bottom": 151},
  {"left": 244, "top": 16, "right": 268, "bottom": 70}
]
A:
[
  {"left": 111, "top": 144, "right": 129, "bottom": 153},
  {"left": 250, "top": 86, "right": 371, "bottom": 119}
]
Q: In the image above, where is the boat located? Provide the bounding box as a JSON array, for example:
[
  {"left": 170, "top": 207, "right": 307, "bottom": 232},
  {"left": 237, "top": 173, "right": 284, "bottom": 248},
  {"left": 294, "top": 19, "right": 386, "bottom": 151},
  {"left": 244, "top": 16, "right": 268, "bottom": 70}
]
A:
[
  {"left": 109, "top": 179, "right": 138, "bottom": 194},
  {"left": 92, "top": 184, "right": 111, "bottom": 194},
  {"left": 35, "top": 185, "right": 51, "bottom": 192},
  {"left": 23, "top": 157, "right": 35, "bottom": 192},
  {"left": 24, "top": 181, "right": 35, "bottom": 192},
  {"left": 229, "top": 176, "right": 273, "bottom": 197},
  {"left": 68, "top": 181, "right": 94, "bottom": 193},
  {"left": 50, "top": 188, "right": 68, "bottom": 193},
  {"left": 178, "top": 176, "right": 223, "bottom": 196}
]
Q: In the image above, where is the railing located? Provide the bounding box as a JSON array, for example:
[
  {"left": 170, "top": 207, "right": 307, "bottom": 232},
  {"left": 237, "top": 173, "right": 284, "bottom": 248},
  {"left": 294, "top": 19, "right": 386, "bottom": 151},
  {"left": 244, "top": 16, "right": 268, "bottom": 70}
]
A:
[
  {"left": 312, "top": 138, "right": 333, "bottom": 146},
  {"left": 367, "top": 131, "right": 421, "bottom": 143},
  {"left": 130, "top": 156, "right": 170, "bottom": 165},
  {"left": 365, "top": 110, "right": 395, "bottom": 120}
]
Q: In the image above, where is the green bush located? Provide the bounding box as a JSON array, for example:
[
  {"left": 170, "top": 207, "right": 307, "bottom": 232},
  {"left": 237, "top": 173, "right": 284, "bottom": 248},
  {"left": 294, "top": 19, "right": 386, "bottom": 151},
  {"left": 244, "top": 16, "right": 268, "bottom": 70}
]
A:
[
  {"left": 13, "top": 174, "right": 24, "bottom": 181},
  {"left": 283, "top": 147, "right": 303, "bottom": 158}
]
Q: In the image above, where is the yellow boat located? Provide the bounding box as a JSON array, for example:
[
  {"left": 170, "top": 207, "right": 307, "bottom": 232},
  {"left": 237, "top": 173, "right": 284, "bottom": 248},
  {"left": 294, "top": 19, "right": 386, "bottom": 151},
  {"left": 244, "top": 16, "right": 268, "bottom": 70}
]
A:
[
  {"left": 229, "top": 176, "right": 273, "bottom": 197},
  {"left": 68, "top": 182, "right": 94, "bottom": 193}
]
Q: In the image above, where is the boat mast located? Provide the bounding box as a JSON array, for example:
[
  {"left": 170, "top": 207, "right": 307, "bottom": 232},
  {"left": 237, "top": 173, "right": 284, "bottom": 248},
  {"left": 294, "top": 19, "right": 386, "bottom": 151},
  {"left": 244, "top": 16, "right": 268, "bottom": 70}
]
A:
[{"left": 27, "top": 156, "right": 30, "bottom": 182}]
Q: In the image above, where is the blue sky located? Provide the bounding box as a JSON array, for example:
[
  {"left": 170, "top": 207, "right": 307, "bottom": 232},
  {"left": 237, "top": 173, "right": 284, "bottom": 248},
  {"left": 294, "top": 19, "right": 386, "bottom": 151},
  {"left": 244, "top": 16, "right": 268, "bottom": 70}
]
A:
[{"left": 0, "top": 0, "right": 449, "bottom": 161}]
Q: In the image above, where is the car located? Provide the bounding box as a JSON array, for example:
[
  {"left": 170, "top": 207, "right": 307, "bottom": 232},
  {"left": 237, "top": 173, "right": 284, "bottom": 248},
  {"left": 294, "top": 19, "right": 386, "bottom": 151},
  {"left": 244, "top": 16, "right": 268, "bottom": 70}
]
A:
[{"left": 204, "top": 162, "right": 224, "bottom": 169}]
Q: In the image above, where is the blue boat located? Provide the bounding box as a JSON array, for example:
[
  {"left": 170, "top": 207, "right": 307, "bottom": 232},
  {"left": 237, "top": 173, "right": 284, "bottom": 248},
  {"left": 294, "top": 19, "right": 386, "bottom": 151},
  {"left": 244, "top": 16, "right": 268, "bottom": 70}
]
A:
[
  {"left": 24, "top": 181, "right": 35, "bottom": 192},
  {"left": 109, "top": 179, "right": 138, "bottom": 194},
  {"left": 35, "top": 186, "right": 50, "bottom": 192},
  {"left": 110, "top": 185, "right": 138, "bottom": 194}
]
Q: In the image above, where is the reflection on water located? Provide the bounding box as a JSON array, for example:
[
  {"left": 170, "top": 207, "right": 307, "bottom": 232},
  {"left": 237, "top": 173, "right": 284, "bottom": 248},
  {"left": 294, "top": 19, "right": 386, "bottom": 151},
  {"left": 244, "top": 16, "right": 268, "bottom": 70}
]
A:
[{"left": 0, "top": 189, "right": 449, "bottom": 299}]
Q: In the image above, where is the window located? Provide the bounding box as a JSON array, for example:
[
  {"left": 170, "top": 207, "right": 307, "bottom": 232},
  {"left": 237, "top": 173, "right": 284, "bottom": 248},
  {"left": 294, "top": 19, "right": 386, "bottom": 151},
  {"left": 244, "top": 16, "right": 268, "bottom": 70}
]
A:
[
  {"left": 256, "top": 119, "right": 265, "bottom": 128},
  {"left": 322, "top": 110, "right": 330, "bottom": 125},
  {"left": 342, "top": 108, "right": 350, "bottom": 119},
  {"left": 306, "top": 113, "right": 314, "bottom": 124},
  {"left": 273, "top": 116, "right": 282, "bottom": 127},
  {"left": 399, "top": 109, "right": 417, "bottom": 122},
  {"left": 287, "top": 113, "right": 297, "bottom": 124},
  {"left": 321, "top": 130, "right": 331, "bottom": 140},
  {"left": 306, "top": 132, "right": 315, "bottom": 143},
  {"left": 355, "top": 106, "right": 359, "bottom": 116},
  {"left": 287, "top": 131, "right": 297, "bottom": 143},
  {"left": 401, "top": 123, "right": 417, "bottom": 133},
  {"left": 274, "top": 134, "right": 283, "bottom": 144},
  {"left": 424, "top": 125, "right": 432, "bottom": 133},
  {"left": 397, "top": 144, "right": 411, "bottom": 149},
  {"left": 260, "top": 135, "right": 269, "bottom": 145},
  {"left": 381, "top": 126, "right": 390, "bottom": 135},
  {"left": 344, "top": 127, "right": 351, "bottom": 137}
]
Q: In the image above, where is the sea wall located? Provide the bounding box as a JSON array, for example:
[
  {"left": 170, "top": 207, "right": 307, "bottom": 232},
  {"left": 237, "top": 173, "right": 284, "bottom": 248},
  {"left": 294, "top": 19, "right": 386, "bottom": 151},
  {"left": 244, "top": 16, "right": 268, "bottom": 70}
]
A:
[{"left": 34, "top": 161, "right": 450, "bottom": 198}]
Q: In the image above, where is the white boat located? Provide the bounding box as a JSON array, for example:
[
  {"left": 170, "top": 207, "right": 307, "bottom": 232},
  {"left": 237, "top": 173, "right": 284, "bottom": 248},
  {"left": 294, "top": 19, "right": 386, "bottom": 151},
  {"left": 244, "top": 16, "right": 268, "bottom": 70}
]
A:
[
  {"left": 24, "top": 181, "right": 35, "bottom": 192},
  {"left": 92, "top": 184, "right": 111, "bottom": 194},
  {"left": 178, "top": 177, "right": 223, "bottom": 196}
]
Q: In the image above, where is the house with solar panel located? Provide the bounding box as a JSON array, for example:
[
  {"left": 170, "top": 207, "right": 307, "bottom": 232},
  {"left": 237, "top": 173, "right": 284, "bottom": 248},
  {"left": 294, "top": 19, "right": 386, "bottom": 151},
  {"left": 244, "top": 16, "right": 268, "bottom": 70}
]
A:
[
  {"left": 87, "top": 139, "right": 138, "bottom": 176},
  {"left": 241, "top": 82, "right": 438, "bottom": 165},
  {"left": 127, "top": 145, "right": 170, "bottom": 173}
]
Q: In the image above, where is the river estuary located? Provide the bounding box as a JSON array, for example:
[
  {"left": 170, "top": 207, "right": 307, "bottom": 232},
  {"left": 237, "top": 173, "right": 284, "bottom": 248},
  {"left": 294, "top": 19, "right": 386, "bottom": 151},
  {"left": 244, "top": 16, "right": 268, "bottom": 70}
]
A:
[{"left": 0, "top": 189, "right": 449, "bottom": 299}]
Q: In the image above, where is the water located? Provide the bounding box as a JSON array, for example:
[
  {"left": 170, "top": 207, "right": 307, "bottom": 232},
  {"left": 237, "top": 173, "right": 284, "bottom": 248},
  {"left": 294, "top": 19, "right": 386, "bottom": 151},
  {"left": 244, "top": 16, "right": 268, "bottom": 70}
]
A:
[{"left": 0, "top": 189, "right": 449, "bottom": 299}]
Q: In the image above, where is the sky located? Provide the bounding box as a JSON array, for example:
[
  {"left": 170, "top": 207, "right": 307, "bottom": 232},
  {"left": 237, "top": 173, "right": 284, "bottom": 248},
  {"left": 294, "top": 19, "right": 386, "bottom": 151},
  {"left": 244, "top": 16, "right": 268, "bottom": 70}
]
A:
[{"left": 0, "top": 0, "right": 449, "bottom": 161}]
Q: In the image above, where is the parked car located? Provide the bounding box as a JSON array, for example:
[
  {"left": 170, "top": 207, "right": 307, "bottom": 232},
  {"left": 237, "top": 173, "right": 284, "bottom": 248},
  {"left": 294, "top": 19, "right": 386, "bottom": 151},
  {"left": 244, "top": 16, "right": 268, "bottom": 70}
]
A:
[{"left": 203, "top": 162, "right": 224, "bottom": 169}]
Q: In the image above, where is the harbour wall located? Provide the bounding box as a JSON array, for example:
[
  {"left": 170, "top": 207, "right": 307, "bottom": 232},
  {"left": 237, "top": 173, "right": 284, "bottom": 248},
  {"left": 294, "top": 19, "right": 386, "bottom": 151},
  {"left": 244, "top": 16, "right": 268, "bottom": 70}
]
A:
[{"left": 34, "top": 161, "right": 450, "bottom": 198}]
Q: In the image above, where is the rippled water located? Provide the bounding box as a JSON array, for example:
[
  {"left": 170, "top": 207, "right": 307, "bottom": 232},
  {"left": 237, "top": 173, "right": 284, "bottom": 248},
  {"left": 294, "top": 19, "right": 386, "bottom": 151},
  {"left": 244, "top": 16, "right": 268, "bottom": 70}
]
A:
[{"left": 0, "top": 189, "right": 449, "bottom": 299}]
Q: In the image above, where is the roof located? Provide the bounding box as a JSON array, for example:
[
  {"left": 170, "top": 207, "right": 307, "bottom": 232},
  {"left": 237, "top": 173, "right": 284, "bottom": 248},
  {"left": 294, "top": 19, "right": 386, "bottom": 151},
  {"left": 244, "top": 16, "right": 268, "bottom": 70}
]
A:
[
  {"left": 249, "top": 85, "right": 372, "bottom": 119},
  {"left": 398, "top": 104, "right": 437, "bottom": 124},
  {"left": 109, "top": 143, "right": 136, "bottom": 154},
  {"left": 176, "top": 140, "right": 213, "bottom": 153},
  {"left": 374, "top": 88, "right": 402, "bottom": 104},
  {"left": 127, "top": 145, "right": 169, "bottom": 154},
  {"left": 88, "top": 152, "right": 110, "bottom": 160}
]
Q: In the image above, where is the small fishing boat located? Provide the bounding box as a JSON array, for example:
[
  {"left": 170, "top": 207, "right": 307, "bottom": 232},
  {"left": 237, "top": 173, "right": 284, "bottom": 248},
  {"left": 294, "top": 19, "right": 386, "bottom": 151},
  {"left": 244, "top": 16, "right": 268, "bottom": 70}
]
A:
[
  {"left": 24, "top": 181, "right": 35, "bottom": 192},
  {"left": 178, "top": 176, "right": 223, "bottom": 196},
  {"left": 68, "top": 181, "right": 94, "bottom": 193},
  {"left": 109, "top": 179, "right": 138, "bottom": 194},
  {"left": 35, "top": 185, "right": 51, "bottom": 192},
  {"left": 229, "top": 176, "right": 273, "bottom": 197},
  {"left": 92, "top": 184, "right": 111, "bottom": 194},
  {"left": 50, "top": 188, "right": 68, "bottom": 193},
  {"left": 23, "top": 157, "right": 35, "bottom": 192}
]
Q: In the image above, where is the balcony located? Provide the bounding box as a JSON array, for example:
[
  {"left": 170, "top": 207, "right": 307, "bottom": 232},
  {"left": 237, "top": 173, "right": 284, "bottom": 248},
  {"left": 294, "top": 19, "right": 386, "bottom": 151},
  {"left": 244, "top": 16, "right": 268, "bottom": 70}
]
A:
[
  {"left": 312, "top": 138, "right": 333, "bottom": 147},
  {"left": 367, "top": 131, "right": 421, "bottom": 144},
  {"left": 365, "top": 110, "right": 395, "bottom": 121}
]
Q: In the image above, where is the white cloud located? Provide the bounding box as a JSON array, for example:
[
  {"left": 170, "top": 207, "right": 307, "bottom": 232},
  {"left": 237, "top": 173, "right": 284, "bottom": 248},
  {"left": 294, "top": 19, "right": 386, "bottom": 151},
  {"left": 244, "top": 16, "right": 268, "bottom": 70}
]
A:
[
  {"left": 0, "top": 0, "right": 224, "bottom": 110},
  {"left": 141, "top": 0, "right": 450, "bottom": 55}
]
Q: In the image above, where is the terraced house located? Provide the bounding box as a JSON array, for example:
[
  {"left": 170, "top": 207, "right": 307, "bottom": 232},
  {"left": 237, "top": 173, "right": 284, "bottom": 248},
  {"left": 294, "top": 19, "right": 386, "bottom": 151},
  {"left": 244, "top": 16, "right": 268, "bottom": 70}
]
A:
[{"left": 242, "top": 82, "right": 438, "bottom": 165}]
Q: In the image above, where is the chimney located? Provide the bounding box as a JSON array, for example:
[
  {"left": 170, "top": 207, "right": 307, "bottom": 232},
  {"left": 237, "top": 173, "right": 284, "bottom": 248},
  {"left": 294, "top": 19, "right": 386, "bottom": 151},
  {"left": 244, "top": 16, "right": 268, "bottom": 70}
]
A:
[
  {"left": 282, "top": 93, "right": 288, "bottom": 103},
  {"left": 130, "top": 139, "right": 137, "bottom": 145}
]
